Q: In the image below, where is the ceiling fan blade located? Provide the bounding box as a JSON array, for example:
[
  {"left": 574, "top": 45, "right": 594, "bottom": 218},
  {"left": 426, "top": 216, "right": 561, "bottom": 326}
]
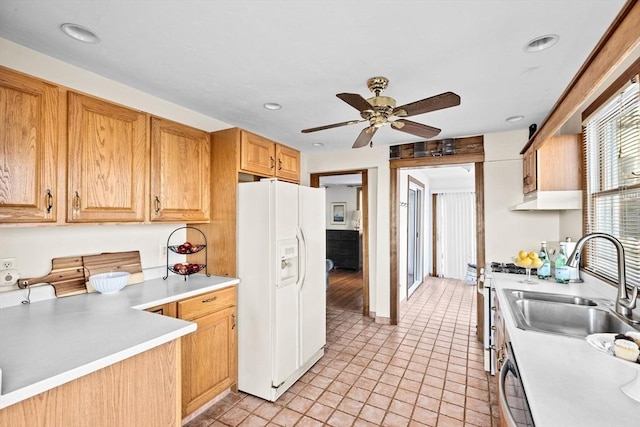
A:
[
  {"left": 337, "top": 93, "right": 374, "bottom": 112},
  {"left": 391, "top": 120, "right": 441, "bottom": 139},
  {"left": 352, "top": 126, "right": 377, "bottom": 148},
  {"left": 301, "top": 119, "right": 366, "bottom": 133},
  {"left": 393, "top": 92, "right": 460, "bottom": 117}
]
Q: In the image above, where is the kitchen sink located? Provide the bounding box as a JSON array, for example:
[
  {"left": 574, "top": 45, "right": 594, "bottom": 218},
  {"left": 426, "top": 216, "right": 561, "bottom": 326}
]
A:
[
  {"left": 503, "top": 289, "right": 639, "bottom": 337},
  {"left": 508, "top": 290, "right": 598, "bottom": 306}
]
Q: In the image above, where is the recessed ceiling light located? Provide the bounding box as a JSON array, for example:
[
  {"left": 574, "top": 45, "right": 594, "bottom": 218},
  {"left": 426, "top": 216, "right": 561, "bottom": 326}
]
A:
[
  {"left": 506, "top": 115, "right": 524, "bottom": 123},
  {"left": 524, "top": 34, "right": 559, "bottom": 53},
  {"left": 60, "top": 23, "right": 100, "bottom": 43},
  {"left": 312, "top": 142, "right": 324, "bottom": 147},
  {"left": 263, "top": 103, "right": 282, "bottom": 110}
]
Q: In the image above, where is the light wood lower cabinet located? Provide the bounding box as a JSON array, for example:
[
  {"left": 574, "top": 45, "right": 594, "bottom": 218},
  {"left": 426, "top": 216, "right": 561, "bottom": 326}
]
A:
[
  {"left": 178, "top": 286, "right": 237, "bottom": 417},
  {"left": 148, "top": 287, "right": 237, "bottom": 418},
  {"left": 146, "top": 301, "right": 178, "bottom": 318},
  {"left": 0, "top": 341, "right": 181, "bottom": 427}
]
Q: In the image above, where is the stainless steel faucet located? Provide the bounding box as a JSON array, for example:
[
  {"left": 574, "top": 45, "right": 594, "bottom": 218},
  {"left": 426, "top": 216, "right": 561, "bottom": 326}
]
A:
[{"left": 567, "top": 233, "right": 638, "bottom": 318}]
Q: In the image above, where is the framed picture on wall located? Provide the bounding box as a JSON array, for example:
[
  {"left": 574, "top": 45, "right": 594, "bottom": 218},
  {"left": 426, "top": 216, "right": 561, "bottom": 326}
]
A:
[{"left": 330, "top": 202, "right": 347, "bottom": 225}]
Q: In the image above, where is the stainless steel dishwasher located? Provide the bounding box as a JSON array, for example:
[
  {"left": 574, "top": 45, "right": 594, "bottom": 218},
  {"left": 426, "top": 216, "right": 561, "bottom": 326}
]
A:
[{"left": 499, "top": 342, "right": 535, "bottom": 427}]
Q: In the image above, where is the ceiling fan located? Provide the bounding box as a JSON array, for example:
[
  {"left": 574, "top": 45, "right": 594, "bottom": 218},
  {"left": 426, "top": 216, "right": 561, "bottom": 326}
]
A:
[{"left": 301, "top": 77, "right": 460, "bottom": 148}]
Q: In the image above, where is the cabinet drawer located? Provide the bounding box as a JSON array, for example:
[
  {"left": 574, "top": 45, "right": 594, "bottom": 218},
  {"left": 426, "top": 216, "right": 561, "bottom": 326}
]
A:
[{"left": 178, "top": 286, "right": 236, "bottom": 321}]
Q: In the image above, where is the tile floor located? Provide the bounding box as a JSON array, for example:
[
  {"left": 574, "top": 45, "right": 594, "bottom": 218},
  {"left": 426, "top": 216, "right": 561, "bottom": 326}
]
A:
[{"left": 186, "top": 277, "right": 499, "bottom": 427}]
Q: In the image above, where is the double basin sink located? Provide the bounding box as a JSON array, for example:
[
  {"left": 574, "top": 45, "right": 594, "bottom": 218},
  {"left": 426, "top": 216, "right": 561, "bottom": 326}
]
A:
[{"left": 504, "top": 289, "right": 639, "bottom": 337}]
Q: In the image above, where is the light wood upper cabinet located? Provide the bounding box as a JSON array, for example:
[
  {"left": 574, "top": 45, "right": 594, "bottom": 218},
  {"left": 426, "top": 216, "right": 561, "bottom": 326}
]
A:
[
  {"left": 67, "top": 92, "right": 148, "bottom": 222},
  {"left": 239, "top": 130, "right": 300, "bottom": 183},
  {"left": 178, "top": 286, "right": 237, "bottom": 417},
  {"left": 240, "top": 131, "right": 276, "bottom": 177},
  {"left": 276, "top": 143, "right": 301, "bottom": 182},
  {"left": 522, "top": 149, "right": 537, "bottom": 194},
  {"left": 522, "top": 134, "right": 581, "bottom": 195},
  {"left": 150, "top": 117, "right": 210, "bottom": 222},
  {"left": 0, "top": 67, "right": 60, "bottom": 223}
]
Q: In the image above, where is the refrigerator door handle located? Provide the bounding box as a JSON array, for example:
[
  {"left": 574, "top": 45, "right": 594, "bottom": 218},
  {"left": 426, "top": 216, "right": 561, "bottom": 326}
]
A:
[{"left": 297, "top": 227, "right": 308, "bottom": 289}]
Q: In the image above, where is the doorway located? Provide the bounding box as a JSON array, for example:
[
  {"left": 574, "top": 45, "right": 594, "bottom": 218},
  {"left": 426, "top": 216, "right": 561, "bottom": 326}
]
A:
[
  {"left": 390, "top": 159, "right": 485, "bottom": 330},
  {"left": 407, "top": 177, "right": 424, "bottom": 297},
  {"left": 310, "top": 170, "right": 370, "bottom": 317}
]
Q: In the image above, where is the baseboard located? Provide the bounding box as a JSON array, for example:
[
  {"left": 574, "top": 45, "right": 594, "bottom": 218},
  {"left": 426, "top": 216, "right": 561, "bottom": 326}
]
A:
[
  {"left": 181, "top": 388, "right": 231, "bottom": 425},
  {"left": 374, "top": 316, "right": 391, "bottom": 325}
]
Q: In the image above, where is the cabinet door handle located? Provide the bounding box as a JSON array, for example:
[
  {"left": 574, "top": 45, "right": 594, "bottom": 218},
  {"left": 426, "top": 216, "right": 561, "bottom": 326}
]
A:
[
  {"left": 231, "top": 313, "right": 236, "bottom": 329},
  {"left": 202, "top": 296, "right": 218, "bottom": 303},
  {"left": 154, "top": 196, "right": 161, "bottom": 214},
  {"left": 73, "top": 191, "right": 81, "bottom": 212},
  {"left": 278, "top": 158, "right": 283, "bottom": 171},
  {"left": 45, "top": 189, "right": 53, "bottom": 213},
  {"left": 270, "top": 156, "right": 275, "bottom": 170}
]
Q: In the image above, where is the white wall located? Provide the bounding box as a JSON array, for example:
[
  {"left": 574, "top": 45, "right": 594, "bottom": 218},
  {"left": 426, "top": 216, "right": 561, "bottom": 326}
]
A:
[
  {"left": 305, "top": 147, "right": 389, "bottom": 319},
  {"left": 0, "top": 39, "right": 232, "bottom": 282},
  {"left": 484, "top": 130, "right": 562, "bottom": 262}
]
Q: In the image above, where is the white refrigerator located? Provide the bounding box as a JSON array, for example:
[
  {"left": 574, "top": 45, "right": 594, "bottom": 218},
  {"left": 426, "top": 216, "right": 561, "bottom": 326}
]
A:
[{"left": 237, "top": 178, "right": 326, "bottom": 401}]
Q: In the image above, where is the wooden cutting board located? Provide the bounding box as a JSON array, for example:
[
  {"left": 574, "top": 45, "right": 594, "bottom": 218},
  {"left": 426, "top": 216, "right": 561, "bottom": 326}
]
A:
[
  {"left": 83, "top": 251, "right": 144, "bottom": 293},
  {"left": 18, "top": 256, "right": 86, "bottom": 297},
  {"left": 19, "top": 251, "right": 144, "bottom": 297}
]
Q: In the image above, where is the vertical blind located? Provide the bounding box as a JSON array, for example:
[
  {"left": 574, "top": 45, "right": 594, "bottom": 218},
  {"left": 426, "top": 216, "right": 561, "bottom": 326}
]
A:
[
  {"left": 583, "top": 79, "right": 639, "bottom": 288},
  {"left": 436, "top": 192, "right": 476, "bottom": 280}
]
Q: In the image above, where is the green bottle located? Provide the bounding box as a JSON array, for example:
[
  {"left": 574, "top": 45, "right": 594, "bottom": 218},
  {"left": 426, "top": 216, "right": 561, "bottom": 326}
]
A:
[
  {"left": 555, "top": 242, "right": 570, "bottom": 284},
  {"left": 537, "top": 241, "right": 551, "bottom": 279}
]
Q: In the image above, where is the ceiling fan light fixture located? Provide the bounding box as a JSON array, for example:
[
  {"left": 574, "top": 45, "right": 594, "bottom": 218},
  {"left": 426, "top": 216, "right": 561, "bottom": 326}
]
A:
[
  {"left": 263, "top": 102, "right": 282, "bottom": 110},
  {"left": 60, "top": 23, "right": 100, "bottom": 43},
  {"left": 506, "top": 115, "right": 524, "bottom": 123},
  {"left": 524, "top": 34, "right": 559, "bottom": 53}
]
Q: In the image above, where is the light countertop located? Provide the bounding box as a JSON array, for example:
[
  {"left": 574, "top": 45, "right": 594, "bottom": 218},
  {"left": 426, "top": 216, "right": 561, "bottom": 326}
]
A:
[
  {"left": 0, "top": 274, "right": 239, "bottom": 410},
  {"left": 491, "top": 272, "right": 640, "bottom": 426}
]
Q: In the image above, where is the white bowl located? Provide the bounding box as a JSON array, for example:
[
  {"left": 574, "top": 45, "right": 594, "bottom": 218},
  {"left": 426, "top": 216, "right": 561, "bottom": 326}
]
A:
[{"left": 89, "top": 272, "right": 130, "bottom": 294}]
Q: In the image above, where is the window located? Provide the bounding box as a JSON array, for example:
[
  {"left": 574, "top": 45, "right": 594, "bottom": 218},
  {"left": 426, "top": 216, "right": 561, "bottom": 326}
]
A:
[{"left": 583, "top": 77, "right": 639, "bottom": 288}]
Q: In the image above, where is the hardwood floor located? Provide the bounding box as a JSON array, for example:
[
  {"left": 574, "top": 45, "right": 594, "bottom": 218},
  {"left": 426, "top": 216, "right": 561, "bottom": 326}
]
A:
[{"left": 326, "top": 268, "right": 363, "bottom": 312}]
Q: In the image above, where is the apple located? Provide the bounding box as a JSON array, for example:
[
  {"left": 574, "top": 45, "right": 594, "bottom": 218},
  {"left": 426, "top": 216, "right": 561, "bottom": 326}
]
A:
[
  {"left": 173, "top": 263, "right": 184, "bottom": 271},
  {"left": 188, "top": 263, "right": 200, "bottom": 274},
  {"left": 177, "top": 245, "right": 188, "bottom": 254}
]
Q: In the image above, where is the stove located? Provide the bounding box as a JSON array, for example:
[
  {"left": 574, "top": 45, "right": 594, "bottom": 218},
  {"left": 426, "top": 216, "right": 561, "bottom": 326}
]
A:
[{"left": 490, "top": 262, "right": 537, "bottom": 275}]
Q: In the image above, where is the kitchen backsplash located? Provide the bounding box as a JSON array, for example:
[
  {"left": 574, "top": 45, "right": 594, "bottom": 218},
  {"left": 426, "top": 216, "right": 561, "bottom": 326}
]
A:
[{"left": 0, "top": 224, "right": 186, "bottom": 289}]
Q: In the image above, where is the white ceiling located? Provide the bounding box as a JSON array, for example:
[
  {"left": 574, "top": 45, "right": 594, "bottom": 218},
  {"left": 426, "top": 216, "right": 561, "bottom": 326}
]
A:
[{"left": 0, "top": 1, "right": 626, "bottom": 153}]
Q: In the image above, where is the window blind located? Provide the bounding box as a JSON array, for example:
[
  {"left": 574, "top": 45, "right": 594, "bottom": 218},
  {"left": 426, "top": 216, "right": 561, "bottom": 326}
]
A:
[{"left": 583, "top": 79, "right": 639, "bottom": 288}]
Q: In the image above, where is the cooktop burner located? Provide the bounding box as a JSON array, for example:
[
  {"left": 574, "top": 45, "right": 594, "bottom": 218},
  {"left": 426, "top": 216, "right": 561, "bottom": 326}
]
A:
[{"left": 490, "top": 262, "right": 537, "bottom": 275}]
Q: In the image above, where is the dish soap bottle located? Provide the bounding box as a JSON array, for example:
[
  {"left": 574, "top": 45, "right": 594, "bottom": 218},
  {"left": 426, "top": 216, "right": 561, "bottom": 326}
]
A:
[
  {"left": 537, "top": 241, "right": 551, "bottom": 279},
  {"left": 555, "top": 242, "right": 570, "bottom": 284}
]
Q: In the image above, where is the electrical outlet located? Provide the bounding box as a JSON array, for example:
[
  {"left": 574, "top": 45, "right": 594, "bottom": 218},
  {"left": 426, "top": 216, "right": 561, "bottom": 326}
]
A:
[{"left": 0, "top": 258, "right": 15, "bottom": 270}]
